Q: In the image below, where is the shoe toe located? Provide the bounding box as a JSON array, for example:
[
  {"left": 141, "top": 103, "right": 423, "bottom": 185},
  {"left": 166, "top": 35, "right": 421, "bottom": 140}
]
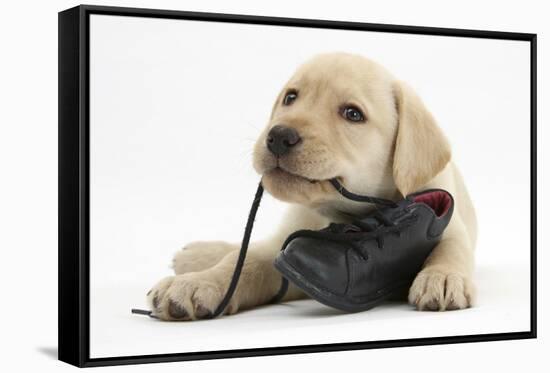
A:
[{"left": 282, "top": 237, "right": 349, "bottom": 296}]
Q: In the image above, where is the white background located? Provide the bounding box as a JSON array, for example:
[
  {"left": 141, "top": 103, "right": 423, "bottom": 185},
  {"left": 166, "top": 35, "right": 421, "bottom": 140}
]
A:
[
  {"left": 88, "top": 13, "right": 531, "bottom": 358},
  {"left": 0, "top": 0, "right": 548, "bottom": 372}
]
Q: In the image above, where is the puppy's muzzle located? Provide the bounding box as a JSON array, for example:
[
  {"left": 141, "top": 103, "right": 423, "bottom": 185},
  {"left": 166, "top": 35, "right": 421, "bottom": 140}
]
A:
[{"left": 266, "top": 125, "right": 301, "bottom": 157}]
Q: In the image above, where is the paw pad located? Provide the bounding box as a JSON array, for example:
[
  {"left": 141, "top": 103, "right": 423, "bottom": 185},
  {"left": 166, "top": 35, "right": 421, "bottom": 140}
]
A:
[
  {"left": 152, "top": 293, "right": 160, "bottom": 309},
  {"left": 446, "top": 300, "right": 460, "bottom": 311},
  {"left": 168, "top": 299, "right": 189, "bottom": 320},
  {"left": 424, "top": 298, "right": 441, "bottom": 311},
  {"left": 194, "top": 304, "right": 213, "bottom": 319}
]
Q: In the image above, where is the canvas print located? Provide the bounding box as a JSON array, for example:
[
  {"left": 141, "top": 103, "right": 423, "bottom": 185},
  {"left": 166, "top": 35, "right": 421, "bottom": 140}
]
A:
[{"left": 59, "top": 5, "right": 536, "bottom": 367}]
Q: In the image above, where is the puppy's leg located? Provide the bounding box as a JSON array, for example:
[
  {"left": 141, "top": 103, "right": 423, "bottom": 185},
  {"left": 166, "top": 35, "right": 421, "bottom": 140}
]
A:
[
  {"left": 147, "top": 241, "right": 305, "bottom": 320},
  {"left": 408, "top": 214, "right": 476, "bottom": 311},
  {"left": 148, "top": 205, "right": 328, "bottom": 320},
  {"left": 172, "top": 241, "right": 237, "bottom": 275}
]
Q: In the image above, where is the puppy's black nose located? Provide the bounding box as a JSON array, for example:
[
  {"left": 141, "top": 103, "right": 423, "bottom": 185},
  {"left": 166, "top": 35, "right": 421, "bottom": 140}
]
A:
[{"left": 266, "top": 125, "right": 301, "bottom": 156}]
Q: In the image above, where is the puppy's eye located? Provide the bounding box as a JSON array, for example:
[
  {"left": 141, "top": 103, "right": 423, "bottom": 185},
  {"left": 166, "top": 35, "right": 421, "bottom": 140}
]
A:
[
  {"left": 341, "top": 106, "right": 365, "bottom": 123},
  {"left": 283, "top": 90, "right": 298, "bottom": 106}
]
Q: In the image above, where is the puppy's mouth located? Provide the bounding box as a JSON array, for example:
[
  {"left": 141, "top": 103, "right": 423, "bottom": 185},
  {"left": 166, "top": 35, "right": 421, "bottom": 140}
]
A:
[{"left": 268, "top": 166, "right": 324, "bottom": 184}]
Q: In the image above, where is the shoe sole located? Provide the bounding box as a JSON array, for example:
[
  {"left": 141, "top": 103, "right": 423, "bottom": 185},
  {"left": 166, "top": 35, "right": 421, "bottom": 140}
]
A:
[{"left": 274, "top": 254, "right": 412, "bottom": 313}]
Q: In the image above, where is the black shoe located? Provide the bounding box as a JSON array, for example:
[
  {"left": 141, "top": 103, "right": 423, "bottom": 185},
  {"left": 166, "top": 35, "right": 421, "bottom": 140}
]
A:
[{"left": 273, "top": 188, "right": 454, "bottom": 312}]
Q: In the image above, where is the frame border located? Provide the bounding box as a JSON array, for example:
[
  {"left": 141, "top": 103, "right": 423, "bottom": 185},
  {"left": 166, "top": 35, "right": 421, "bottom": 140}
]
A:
[{"left": 58, "top": 4, "right": 537, "bottom": 367}]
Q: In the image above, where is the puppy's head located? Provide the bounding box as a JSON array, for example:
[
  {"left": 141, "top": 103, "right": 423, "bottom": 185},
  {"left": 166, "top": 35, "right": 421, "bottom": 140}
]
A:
[{"left": 253, "top": 53, "right": 450, "bottom": 215}]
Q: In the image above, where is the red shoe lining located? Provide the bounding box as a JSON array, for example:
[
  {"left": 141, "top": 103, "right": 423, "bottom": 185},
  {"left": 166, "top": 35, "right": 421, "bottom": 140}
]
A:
[{"left": 413, "top": 191, "right": 451, "bottom": 217}]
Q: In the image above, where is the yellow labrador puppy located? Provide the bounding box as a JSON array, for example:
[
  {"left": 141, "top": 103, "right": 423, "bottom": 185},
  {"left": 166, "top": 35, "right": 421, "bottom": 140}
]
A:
[{"left": 147, "top": 53, "right": 477, "bottom": 320}]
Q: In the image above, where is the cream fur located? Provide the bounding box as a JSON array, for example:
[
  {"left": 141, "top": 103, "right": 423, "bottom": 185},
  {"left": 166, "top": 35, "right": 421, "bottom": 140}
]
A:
[{"left": 147, "top": 53, "right": 477, "bottom": 320}]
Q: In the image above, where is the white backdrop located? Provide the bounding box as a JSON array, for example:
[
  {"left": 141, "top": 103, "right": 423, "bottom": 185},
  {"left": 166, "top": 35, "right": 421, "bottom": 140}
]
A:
[
  {"left": 0, "top": 0, "right": 547, "bottom": 372},
  {"left": 89, "top": 14, "right": 531, "bottom": 358}
]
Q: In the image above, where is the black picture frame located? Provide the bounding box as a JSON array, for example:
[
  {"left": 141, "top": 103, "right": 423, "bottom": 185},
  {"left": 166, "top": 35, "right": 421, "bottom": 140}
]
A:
[{"left": 58, "top": 4, "right": 537, "bottom": 368}]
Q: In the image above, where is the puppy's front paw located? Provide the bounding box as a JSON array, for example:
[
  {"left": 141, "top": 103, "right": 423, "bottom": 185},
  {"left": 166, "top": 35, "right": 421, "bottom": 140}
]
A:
[
  {"left": 147, "top": 272, "right": 237, "bottom": 321},
  {"left": 408, "top": 269, "right": 475, "bottom": 311}
]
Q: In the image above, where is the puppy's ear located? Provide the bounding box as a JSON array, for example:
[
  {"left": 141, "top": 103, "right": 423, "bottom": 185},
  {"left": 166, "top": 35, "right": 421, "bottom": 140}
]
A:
[{"left": 392, "top": 81, "right": 451, "bottom": 196}]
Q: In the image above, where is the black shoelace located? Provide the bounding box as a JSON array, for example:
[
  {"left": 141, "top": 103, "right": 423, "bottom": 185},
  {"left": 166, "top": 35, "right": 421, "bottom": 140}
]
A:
[{"left": 132, "top": 178, "right": 400, "bottom": 319}]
